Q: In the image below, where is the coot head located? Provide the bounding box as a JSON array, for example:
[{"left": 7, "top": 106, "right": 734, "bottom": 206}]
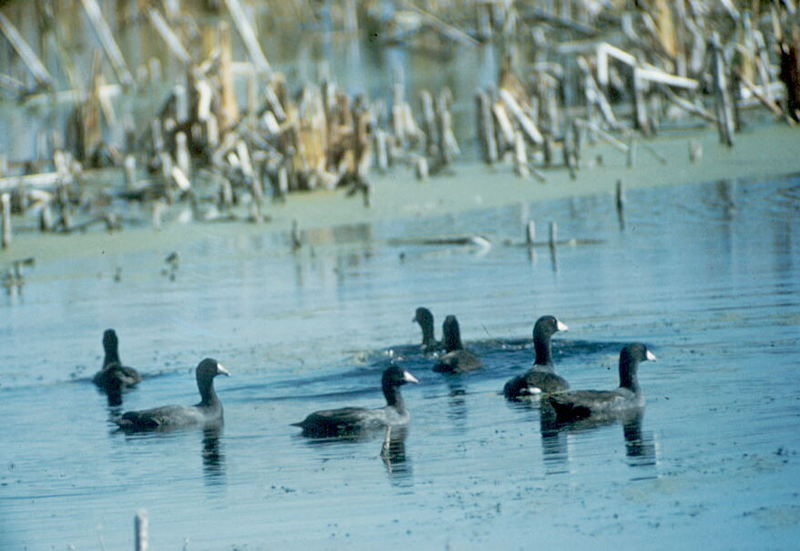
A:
[
  {"left": 442, "top": 315, "right": 463, "bottom": 352},
  {"left": 533, "top": 315, "right": 568, "bottom": 366},
  {"left": 195, "top": 358, "right": 230, "bottom": 407},
  {"left": 382, "top": 364, "right": 420, "bottom": 388},
  {"left": 413, "top": 307, "right": 436, "bottom": 347},
  {"left": 534, "top": 315, "right": 568, "bottom": 340},
  {"left": 413, "top": 307, "right": 434, "bottom": 327},
  {"left": 619, "top": 343, "right": 656, "bottom": 390},
  {"left": 197, "top": 358, "right": 230, "bottom": 380}
]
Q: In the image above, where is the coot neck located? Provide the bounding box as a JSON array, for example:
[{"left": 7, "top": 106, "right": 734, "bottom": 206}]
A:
[
  {"left": 383, "top": 381, "right": 406, "bottom": 412},
  {"left": 197, "top": 373, "right": 220, "bottom": 408},
  {"left": 533, "top": 330, "right": 554, "bottom": 367},
  {"left": 619, "top": 357, "right": 640, "bottom": 393},
  {"left": 420, "top": 321, "right": 436, "bottom": 348},
  {"left": 103, "top": 345, "right": 121, "bottom": 368}
]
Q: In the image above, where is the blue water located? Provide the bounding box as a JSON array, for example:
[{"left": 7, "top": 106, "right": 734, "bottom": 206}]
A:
[{"left": 1, "top": 175, "right": 799, "bottom": 549}]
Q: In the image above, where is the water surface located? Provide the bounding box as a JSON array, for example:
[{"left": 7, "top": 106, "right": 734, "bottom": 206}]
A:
[{"left": 1, "top": 175, "right": 799, "bottom": 549}]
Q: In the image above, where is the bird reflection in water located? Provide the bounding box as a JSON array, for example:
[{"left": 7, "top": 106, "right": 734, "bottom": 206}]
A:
[
  {"left": 539, "top": 406, "right": 657, "bottom": 474},
  {"left": 380, "top": 425, "right": 413, "bottom": 487},
  {"left": 202, "top": 427, "right": 226, "bottom": 485},
  {"left": 539, "top": 401, "right": 570, "bottom": 475},
  {"left": 446, "top": 378, "right": 468, "bottom": 429},
  {"left": 621, "top": 412, "right": 657, "bottom": 469}
]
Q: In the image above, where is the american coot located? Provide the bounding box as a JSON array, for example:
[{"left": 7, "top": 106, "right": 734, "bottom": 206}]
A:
[
  {"left": 548, "top": 343, "right": 656, "bottom": 422},
  {"left": 503, "top": 315, "right": 569, "bottom": 399},
  {"left": 292, "top": 365, "right": 419, "bottom": 437},
  {"left": 413, "top": 307, "right": 441, "bottom": 352},
  {"left": 116, "top": 358, "right": 229, "bottom": 431},
  {"left": 93, "top": 329, "right": 142, "bottom": 403},
  {"left": 433, "top": 315, "right": 483, "bottom": 373}
]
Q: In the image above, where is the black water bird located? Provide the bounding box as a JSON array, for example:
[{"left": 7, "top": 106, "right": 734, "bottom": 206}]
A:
[
  {"left": 116, "top": 358, "right": 229, "bottom": 431},
  {"left": 292, "top": 365, "right": 419, "bottom": 437},
  {"left": 503, "top": 315, "right": 569, "bottom": 399},
  {"left": 93, "top": 329, "right": 142, "bottom": 403},
  {"left": 433, "top": 315, "right": 483, "bottom": 373},
  {"left": 413, "top": 307, "right": 441, "bottom": 352},
  {"left": 548, "top": 343, "right": 656, "bottom": 422}
]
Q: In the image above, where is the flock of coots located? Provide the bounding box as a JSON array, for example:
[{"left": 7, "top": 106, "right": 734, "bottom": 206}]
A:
[{"left": 94, "top": 309, "right": 656, "bottom": 435}]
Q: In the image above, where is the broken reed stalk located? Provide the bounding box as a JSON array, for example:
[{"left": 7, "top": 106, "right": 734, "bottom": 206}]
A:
[
  {"left": 224, "top": 0, "right": 271, "bottom": 74},
  {"left": 415, "top": 157, "right": 429, "bottom": 181},
  {"left": 420, "top": 90, "right": 437, "bottom": 156},
  {"left": 435, "top": 93, "right": 452, "bottom": 168},
  {"left": 526, "top": 220, "right": 536, "bottom": 246},
  {"left": 498, "top": 88, "right": 544, "bottom": 145},
  {"left": 1, "top": 193, "right": 11, "bottom": 249},
  {"left": 710, "top": 32, "right": 735, "bottom": 146},
  {"left": 548, "top": 221, "right": 557, "bottom": 249},
  {"left": 779, "top": 32, "right": 800, "bottom": 123},
  {"left": 152, "top": 200, "right": 164, "bottom": 230},
  {"left": 626, "top": 135, "right": 637, "bottom": 168},
  {"left": 146, "top": 8, "right": 191, "bottom": 65},
  {"left": 135, "top": 509, "right": 148, "bottom": 551},
  {"left": 514, "top": 132, "right": 529, "bottom": 178},
  {"left": 476, "top": 91, "right": 498, "bottom": 164},
  {"left": 375, "top": 129, "right": 389, "bottom": 172},
  {"left": 175, "top": 132, "right": 190, "bottom": 178},
  {"left": 80, "top": 0, "right": 134, "bottom": 87},
  {"left": 0, "top": 12, "right": 54, "bottom": 89},
  {"left": 219, "top": 21, "right": 239, "bottom": 130},
  {"left": 124, "top": 154, "right": 136, "bottom": 191}
]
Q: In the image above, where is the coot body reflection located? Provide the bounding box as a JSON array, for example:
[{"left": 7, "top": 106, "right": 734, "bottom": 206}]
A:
[
  {"left": 548, "top": 343, "right": 656, "bottom": 421},
  {"left": 116, "top": 358, "right": 229, "bottom": 431},
  {"left": 433, "top": 316, "right": 483, "bottom": 373},
  {"left": 292, "top": 365, "right": 419, "bottom": 437},
  {"left": 504, "top": 315, "right": 569, "bottom": 399}
]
